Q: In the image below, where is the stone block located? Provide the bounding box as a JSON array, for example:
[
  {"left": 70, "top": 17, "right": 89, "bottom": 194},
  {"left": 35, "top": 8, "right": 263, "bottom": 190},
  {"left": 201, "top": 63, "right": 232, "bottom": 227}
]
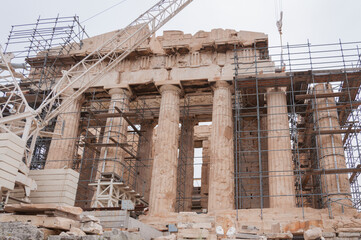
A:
[
  {"left": 0, "top": 215, "right": 80, "bottom": 231},
  {"left": 304, "top": 227, "right": 322, "bottom": 240},
  {"left": 271, "top": 223, "right": 280, "bottom": 233},
  {"left": 234, "top": 233, "right": 261, "bottom": 239},
  {"left": 178, "top": 228, "right": 209, "bottom": 239},
  {"left": 338, "top": 232, "right": 361, "bottom": 238},
  {"left": 265, "top": 232, "right": 293, "bottom": 239},
  {"left": 177, "top": 222, "right": 212, "bottom": 229},
  {"left": 81, "top": 215, "right": 100, "bottom": 223},
  {"left": 81, "top": 221, "right": 103, "bottom": 235},
  {"left": 0, "top": 221, "right": 44, "bottom": 240},
  {"left": 28, "top": 169, "right": 79, "bottom": 206},
  {"left": 192, "top": 222, "right": 212, "bottom": 229},
  {"left": 68, "top": 227, "right": 86, "bottom": 236},
  {"left": 323, "top": 232, "right": 336, "bottom": 238},
  {"left": 154, "top": 234, "right": 177, "bottom": 240}
]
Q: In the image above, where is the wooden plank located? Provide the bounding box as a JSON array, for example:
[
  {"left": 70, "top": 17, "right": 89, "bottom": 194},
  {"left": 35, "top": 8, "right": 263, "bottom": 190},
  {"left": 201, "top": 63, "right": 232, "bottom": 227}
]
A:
[
  {"left": 44, "top": 209, "right": 80, "bottom": 221},
  {"left": 0, "top": 215, "right": 80, "bottom": 231},
  {"left": 349, "top": 165, "right": 361, "bottom": 183},
  {"left": 92, "top": 112, "right": 121, "bottom": 119},
  {"left": 115, "top": 106, "right": 142, "bottom": 136},
  {"left": 302, "top": 167, "right": 361, "bottom": 176},
  {"left": 295, "top": 92, "right": 346, "bottom": 100},
  {"left": 301, "top": 175, "right": 311, "bottom": 189},
  {"left": 81, "top": 142, "right": 129, "bottom": 148},
  {"left": 343, "top": 125, "right": 353, "bottom": 145},
  {"left": 306, "top": 102, "right": 361, "bottom": 113},
  {"left": 313, "top": 129, "right": 361, "bottom": 135}
]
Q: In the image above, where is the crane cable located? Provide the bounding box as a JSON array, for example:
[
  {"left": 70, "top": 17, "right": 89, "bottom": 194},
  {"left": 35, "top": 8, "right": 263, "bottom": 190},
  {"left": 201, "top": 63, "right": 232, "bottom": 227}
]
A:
[
  {"left": 81, "top": 0, "right": 129, "bottom": 24},
  {"left": 274, "top": 0, "right": 285, "bottom": 70}
]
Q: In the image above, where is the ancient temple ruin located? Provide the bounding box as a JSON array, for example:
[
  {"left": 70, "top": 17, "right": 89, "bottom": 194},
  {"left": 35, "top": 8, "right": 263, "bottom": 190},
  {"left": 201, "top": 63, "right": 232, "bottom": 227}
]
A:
[{"left": 1, "top": 14, "right": 361, "bottom": 239}]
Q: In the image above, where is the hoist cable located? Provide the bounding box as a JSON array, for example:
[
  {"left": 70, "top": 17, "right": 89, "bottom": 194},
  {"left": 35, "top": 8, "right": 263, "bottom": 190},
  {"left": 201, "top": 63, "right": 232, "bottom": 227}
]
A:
[{"left": 81, "top": 0, "right": 129, "bottom": 24}]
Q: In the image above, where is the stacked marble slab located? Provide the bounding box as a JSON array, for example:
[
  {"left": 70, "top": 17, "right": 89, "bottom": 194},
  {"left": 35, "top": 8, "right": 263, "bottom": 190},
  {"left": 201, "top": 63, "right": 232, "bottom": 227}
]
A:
[
  {"left": 28, "top": 169, "right": 79, "bottom": 206},
  {"left": 0, "top": 133, "right": 25, "bottom": 192}
]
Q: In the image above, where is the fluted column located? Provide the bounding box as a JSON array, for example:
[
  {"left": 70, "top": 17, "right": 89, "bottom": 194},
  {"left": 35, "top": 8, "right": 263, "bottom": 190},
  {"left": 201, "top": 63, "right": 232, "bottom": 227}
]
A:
[
  {"left": 75, "top": 132, "right": 97, "bottom": 209},
  {"left": 149, "top": 85, "right": 181, "bottom": 215},
  {"left": 208, "top": 81, "right": 234, "bottom": 211},
  {"left": 314, "top": 83, "right": 352, "bottom": 211},
  {"left": 267, "top": 87, "right": 296, "bottom": 208},
  {"left": 45, "top": 92, "right": 83, "bottom": 169},
  {"left": 97, "top": 88, "right": 130, "bottom": 180},
  {"left": 182, "top": 117, "right": 196, "bottom": 211},
  {"left": 136, "top": 120, "right": 156, "bottom": 203}
]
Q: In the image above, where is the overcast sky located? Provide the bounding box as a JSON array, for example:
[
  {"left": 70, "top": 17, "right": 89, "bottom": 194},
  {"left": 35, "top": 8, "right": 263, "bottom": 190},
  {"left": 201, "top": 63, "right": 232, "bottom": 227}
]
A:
[
  {"left": 1, "top": 0, "right": 360, "bottom": 180},
  {"left": 1, "top": 0, "right": 361, "bottom": 49}
]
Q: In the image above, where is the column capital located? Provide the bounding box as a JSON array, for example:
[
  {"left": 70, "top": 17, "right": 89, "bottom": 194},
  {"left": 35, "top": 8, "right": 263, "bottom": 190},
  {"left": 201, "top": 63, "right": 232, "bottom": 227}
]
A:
[
  {"left": 211, "top": 80, "right": 232, "bottom": 91},
  {"left": 159, "top": 84, "right": 181, "bottom": 95},
  {"left": 266, "top": 87, "right": 287, "bottom": 94},
  {"left": 108, "top": 88, "right": 131, "bottom": 98}
]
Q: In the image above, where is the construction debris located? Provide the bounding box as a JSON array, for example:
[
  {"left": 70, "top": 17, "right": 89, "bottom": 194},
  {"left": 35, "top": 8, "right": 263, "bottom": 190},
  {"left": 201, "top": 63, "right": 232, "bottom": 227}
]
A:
[
  {"left": 80, "top": 215, "right": 103, "bottom": 235},
  {"left": 0, "top": 222, "right": 44, "bottom": 240}
]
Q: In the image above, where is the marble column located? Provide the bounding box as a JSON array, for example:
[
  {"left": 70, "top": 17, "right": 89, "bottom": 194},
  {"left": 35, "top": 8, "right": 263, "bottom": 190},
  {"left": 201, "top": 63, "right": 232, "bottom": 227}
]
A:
[
  {"left": 136, "top": 120, "right": 156, "bottom": 203},
  {"left": 182, "top": 117, "right": 196, "bottom": 211},
  {"left": 314, "top": 83, "right": 352, "bottom": 211},
  {"left": 200, "top": 139, "right": 210, "bottom": 209},
  {"left": 45, "top": 92, "right": 83, "bottom": 169},
  {"left": 149, "top": 85, "right": 181, "bottom": 215},
  {"left": 97, "top": 88, "right": 130, "bottom": 180},
  {"left": 208, "top": 81, "right": 234, "bottom": 211},
  {"left": 267, "top": 87, "right": 296, "bottom": 208},
  {"left": 75, "top": 132, "right": 97, "bottom": 209}
]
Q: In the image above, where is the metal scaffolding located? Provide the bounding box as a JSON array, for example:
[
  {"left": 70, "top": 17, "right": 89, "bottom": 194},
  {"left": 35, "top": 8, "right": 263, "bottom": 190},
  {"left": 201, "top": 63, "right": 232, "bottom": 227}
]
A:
[
  {"left": 73, "top": 91, "right": 155, "bottom": 209},
  {"left": 176, "top": 96, "right": 191, "bottom": 212},
  {"left": 1, "top": 16, "right": 88, "bottom": 169},
  {"left": 234, "top": 40, "right": 361, "bottom": 218}
]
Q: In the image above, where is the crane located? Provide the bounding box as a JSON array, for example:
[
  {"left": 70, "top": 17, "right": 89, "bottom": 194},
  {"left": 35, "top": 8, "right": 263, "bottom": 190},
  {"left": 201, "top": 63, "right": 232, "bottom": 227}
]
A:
[{"left": 0, "top": 0, "right": 194, "bottom": 166}]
